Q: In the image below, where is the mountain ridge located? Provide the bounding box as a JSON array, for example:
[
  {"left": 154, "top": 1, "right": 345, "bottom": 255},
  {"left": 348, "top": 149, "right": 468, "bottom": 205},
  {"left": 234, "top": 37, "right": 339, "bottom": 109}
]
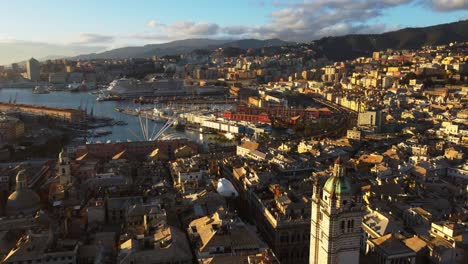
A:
[
  {"left": 314, "top": 20, "right": 468, "bottom": 60},
  {"left": 72, "top": 38, "right": 289, "bottom": 60},
  {"left": 57, "top": 20, "right": 468, "bottom": 61}
]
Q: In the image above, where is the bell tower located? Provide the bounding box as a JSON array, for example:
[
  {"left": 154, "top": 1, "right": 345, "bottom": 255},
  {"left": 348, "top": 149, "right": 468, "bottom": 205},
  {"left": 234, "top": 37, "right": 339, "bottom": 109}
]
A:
[
  {"left": 58, "top": 149, "right": 72, "bottom": 186},
  {"left": 310, "top": 157, "right": 363, "bottom": 264}
]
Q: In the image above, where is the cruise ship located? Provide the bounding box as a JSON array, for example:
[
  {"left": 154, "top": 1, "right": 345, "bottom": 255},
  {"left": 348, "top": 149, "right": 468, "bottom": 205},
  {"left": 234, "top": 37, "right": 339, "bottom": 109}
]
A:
[{"left": 106, "top": 78, "right": 187, "bottom": 97}]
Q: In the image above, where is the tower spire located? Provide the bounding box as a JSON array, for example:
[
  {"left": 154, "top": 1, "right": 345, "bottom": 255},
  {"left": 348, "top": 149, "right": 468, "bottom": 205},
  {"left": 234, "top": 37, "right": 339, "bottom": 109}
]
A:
[
  {"left": 313, "top": 172, "right": 321, "bottom": 198},
  {"left": 333, "top": 156, "right": 346, "bottom": 178},
  {"left": 16, "top": 169, "right": 28, "bottom": 191}
]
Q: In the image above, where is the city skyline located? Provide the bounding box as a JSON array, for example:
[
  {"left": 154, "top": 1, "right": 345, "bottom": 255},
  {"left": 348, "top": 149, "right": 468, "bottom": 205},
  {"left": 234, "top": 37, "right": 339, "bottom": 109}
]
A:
[
  {"left": 0, "top": 1, "right": 467, "bottom": 263},
  {"left": 0, "top": 0, "right": 467, "bottom": 64}
]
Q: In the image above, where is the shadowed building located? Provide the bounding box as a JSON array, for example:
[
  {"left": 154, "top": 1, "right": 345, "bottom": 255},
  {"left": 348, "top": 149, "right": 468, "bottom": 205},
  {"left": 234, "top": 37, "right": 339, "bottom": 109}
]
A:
[
  {"left": 26, "top": 57, "right": 40, "bottom": 82},
  {"left": 5, "top": 170, "right": 41, "bottom": 217}
]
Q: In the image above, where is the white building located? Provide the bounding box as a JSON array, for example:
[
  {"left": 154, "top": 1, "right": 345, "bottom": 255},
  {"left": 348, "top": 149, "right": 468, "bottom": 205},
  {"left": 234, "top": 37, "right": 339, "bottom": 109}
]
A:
[
  {"left": 309, "top": 157, "right": 363, "bottom": 264},
  {"left": 170, "top": 158, "right": 207, "bottom": 185}
]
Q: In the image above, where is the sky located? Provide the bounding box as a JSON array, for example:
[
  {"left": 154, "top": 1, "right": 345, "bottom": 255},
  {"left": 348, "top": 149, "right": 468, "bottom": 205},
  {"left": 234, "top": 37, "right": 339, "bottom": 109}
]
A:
[{"left": 0, "top": 0, "right": 467, "bottom": 65}]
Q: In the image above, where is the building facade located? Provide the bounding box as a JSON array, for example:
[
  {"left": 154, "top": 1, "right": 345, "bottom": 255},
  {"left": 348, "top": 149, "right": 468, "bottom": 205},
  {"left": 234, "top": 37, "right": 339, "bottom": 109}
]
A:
[
  {"left": 309, "top": 158, "right": 364, "bottom": 264},
  {"left": 58, "top": 150, "right": 72, "bottom": 186},
  {"left": 26, "top": 57, "right": 40, "bottom": 82}
]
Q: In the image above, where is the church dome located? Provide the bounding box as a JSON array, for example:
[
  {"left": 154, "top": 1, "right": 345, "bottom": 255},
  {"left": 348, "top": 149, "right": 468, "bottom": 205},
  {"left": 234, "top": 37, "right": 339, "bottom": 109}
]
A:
[
  {"left": 323, "top": 176, "right": 352, "bottom": 196},
  {"left": 5, "top": 170, "right": 41, "bottom": 216},
  {"left": 323, "top": 157, "right": 352, "bottom": 196}
]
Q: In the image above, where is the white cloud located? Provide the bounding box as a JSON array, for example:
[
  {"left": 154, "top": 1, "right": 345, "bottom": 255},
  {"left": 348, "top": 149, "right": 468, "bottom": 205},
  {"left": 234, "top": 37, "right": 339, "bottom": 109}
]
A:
[
  {"left": 70, "top": 33, "right": 115, "bottom": 45},
  {"left": 171, "top": 21, "right": 220, "bottom": 36},
  {"left": 63, "top": 1, "right": 466, "bottom": 46},
  {"left": 133, "top": 21, "right": 221, "bottom": 41},
  {"left": 223, "top": 25, "right": 250, "bottom": 35},
  {"left": 0, "top": 39, "right": 105, "bottom": 65},
  {"left": 147, "top": 20, "right": 163, "bottom": 28},
  {"left": 2, "top": 0, "right": 466, "bottom": 64},
  {"left": 137, "top": 0, "right": 424, "bottom": 42},
  {"left": 431, "top": 0, "right": 468, "bottom": 11}
]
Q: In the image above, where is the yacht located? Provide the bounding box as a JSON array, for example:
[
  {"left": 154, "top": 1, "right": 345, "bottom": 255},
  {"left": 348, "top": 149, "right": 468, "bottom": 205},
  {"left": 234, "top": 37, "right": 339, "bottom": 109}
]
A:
[
  {"left": 96, "top": 93, "right": 125, "bottom": 102},
  {"left": 106, "top": 77, "right": 187, "bottom": 97},
  {"left": 33, "top": 85, "right": 50, "bottom": 94}
]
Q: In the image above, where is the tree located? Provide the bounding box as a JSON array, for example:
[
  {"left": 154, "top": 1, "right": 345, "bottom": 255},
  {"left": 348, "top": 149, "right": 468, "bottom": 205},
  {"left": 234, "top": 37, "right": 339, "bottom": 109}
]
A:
[
  {"left": 423, "top": 77, "right": 434, "bottom": 88},
  {"left": 401, "top": 72, "right": 417, "bottom": 85}
]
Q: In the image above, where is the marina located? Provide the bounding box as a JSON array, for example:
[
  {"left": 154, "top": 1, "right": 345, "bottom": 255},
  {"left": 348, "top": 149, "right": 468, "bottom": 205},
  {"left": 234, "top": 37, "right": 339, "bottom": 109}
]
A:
[{"left": 0, "top": 88, "right": 235, "bottom": 144}]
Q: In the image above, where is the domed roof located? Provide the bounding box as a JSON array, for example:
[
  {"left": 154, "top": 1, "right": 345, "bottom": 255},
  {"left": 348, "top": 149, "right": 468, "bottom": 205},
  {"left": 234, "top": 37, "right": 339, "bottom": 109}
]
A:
[
  {"left": 323, "top": 175, "right": 352, "bottom": 196},
  {"left": 5, "top": 170, "right": 41, "bottom": 216},
  {"left": 6, "top": 190, "right": 41, "bottom": 216}
]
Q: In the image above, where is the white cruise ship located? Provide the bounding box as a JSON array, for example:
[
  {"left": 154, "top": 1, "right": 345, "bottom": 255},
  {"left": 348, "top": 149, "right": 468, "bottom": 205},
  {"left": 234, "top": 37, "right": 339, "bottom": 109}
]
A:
[{"left": 106, "top": 78, "right": 187, "bottom": 97}]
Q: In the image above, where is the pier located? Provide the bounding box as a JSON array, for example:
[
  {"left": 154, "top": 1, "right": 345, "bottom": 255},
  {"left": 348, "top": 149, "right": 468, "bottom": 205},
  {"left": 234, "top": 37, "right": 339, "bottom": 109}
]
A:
[{"left": 0, "top": 102, "right": 86, "bottom": 123}]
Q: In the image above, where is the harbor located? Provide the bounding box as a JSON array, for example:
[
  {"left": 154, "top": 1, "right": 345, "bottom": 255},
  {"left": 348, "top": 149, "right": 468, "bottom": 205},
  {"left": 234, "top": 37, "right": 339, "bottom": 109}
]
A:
[{"left": 0, "top": 88, "right": 235, "bottom": 144}]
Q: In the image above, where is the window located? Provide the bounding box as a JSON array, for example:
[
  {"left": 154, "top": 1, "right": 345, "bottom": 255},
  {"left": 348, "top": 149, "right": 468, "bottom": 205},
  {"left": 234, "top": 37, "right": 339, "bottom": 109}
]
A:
[
  {"left": 291, "top": 249, "right": 298, "bottom": 259},
  {"left": 280, "top": 250, "right": 288, "bottom": 260},
  {"left": 280, "top": 232, "right": 289, "bottom": 244},
  {"left": 340, "top": 221, "right": 345, "bottom": 233},
  {"left": 347, "top": 220, "right": 354, "bottom": 232},
  {"left": 301, "top": 247, "right": 308, "bottom": 259}
]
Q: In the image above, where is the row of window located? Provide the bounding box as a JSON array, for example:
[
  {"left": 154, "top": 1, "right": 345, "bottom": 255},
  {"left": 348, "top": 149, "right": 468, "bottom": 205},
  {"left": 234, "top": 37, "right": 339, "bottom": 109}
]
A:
[
  {"left": 341, "top": 219, "right": 355, "bottom": 233},
  {"left": 279, "top": 247, "right": 308, "bottom": 261},
  {"left": 9, "top": 256, "right": 73, "bottom": 264},
  {"left": 279, "top": 231, "right": 309, "bottom": 244}
]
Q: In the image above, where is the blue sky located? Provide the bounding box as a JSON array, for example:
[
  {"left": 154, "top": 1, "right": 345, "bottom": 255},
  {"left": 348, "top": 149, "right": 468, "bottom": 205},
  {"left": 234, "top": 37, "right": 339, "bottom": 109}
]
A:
[{"left": 0, "top": 0, "right": 467, "bottom": 64}]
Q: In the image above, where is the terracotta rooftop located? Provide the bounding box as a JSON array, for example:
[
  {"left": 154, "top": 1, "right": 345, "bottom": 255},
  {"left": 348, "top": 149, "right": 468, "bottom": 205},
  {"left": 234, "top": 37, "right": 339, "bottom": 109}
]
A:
[
  {"left": 403, "top": 236, "right": 427, "bottom": 253},
  {"left": 372, "top": 233, "right": 415, "bottom": 256},
  {"left": 359, "top": 154, "right": 384, "bottom": 164},
  {"left": 240, "top": 141, "right": 259, "bottom": 151}
]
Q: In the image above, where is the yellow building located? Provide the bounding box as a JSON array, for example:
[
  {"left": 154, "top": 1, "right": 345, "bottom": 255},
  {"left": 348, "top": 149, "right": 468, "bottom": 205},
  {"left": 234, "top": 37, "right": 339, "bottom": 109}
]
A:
[
  {"left": 0, "top": 103, "right": 85, "bottom": 123},
  {"left": 248, "top": 96, "right": 262, "bottom": 107},
  {"left": 387, "top": 67, "right": 400, "bottom": 73}
]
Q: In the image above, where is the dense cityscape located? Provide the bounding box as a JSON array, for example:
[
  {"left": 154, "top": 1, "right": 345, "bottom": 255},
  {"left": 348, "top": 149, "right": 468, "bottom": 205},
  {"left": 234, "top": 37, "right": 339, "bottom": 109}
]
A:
[{"left": 0, "top": 2, "right": 467, "bottom": 264}]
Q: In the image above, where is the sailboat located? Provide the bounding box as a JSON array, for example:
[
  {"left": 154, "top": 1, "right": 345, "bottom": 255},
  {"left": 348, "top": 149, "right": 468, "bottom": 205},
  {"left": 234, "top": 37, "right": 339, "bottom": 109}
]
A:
[
  {"left": 78, "top": 98, "right": 83, "bottom": 111},
  {"left": 89, "top": 104, "right": 94, "bottom": 118},
  {"left": 114, "top": 111, "right": 128, "bottom": 126},
  {"left": 84, "top": 100, "right": 89, "bottom": 115}
]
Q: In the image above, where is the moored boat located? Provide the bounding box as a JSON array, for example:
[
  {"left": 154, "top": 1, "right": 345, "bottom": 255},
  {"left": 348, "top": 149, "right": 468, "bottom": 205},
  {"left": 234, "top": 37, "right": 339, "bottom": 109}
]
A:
[
  {"left": 96, "top": 94, "right": 125, "bottom": 102},
  {"left": 33, "top": 85, "right": 50, "bottom": 94}
]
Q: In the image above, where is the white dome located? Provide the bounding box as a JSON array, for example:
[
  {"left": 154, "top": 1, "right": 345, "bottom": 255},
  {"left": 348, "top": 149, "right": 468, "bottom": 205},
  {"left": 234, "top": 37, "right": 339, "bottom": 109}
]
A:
[{"left": 217, "top": 178, "right": 238, "bottom": 197}]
